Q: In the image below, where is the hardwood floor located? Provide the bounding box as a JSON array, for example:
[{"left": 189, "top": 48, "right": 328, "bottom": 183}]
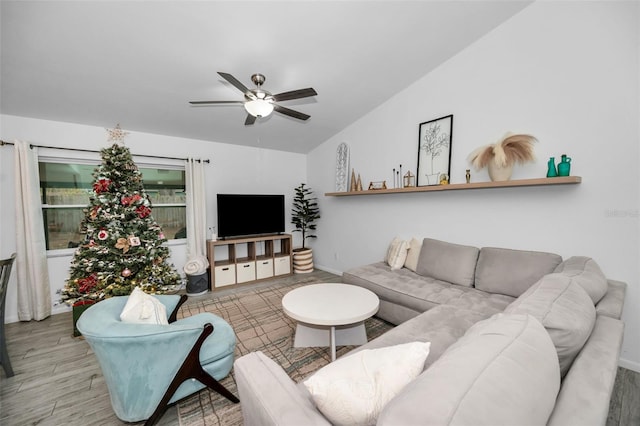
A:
[
  {"left": 1, "top": 270, "right": 639, "bottom": 425},
  {"left": 608, "top": 366, "right": 640, "bottom": 426}
]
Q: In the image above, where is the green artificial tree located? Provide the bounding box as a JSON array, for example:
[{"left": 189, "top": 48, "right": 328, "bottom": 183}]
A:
[
  {"left": 61, "top": 142, "right": 180, "bottom": 306},
  {"left": 291, "top": 183, "right": 320, "bottom": 249}
]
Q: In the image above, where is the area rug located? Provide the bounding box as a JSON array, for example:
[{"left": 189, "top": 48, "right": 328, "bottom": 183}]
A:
[{"left": 176, "top": 276, "right": 393, "bottom": 426}]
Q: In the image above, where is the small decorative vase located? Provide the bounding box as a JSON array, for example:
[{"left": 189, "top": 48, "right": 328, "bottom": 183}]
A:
[
  {"left": 488, "top": 162, "right": 513, "bottom": 181},
  {"left": 557, "top": 154, "right": 571, "bottom": 176},
  {"left": 547, "top": 157, "right": 558, "bottom": 177}
]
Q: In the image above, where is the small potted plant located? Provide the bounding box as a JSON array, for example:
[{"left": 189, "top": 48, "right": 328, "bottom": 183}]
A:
[
  {"left": 467, "top": 133, "right": 537, "bottom": 181},
  {"left": 291, "top": 183, "right": 320, "bottom": 273}
]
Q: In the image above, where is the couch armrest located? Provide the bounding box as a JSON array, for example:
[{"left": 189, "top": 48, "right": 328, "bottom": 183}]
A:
[
  {"left": 234, "top": 351, "right": 330, "bottom": 426},
  {"left": 547, "top": 315, "right": 624, "bottom": 426},
  {"left": 596, "top": 280, "right": 626, "bottom": 319}
]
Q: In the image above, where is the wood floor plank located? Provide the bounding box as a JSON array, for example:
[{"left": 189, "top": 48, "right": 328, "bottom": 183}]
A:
[
  {"left": 620, "top": 366, "right": 640, "bottom": 426},
  {"left": 608, "top": 370, "right": 624, "bottom": 426}
]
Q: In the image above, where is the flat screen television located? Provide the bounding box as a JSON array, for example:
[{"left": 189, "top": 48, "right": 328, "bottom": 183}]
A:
[{"left": 217, "top": 194, "right": 285, "bottom": 239}]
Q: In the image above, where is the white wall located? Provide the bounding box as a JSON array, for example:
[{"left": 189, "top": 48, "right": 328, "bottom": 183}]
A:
[
  {"left": 0, "top": 115, "right": 307, "bottom": 322},
  {"left": 308, "top": 1, "right": 640, "bottom": 371}
]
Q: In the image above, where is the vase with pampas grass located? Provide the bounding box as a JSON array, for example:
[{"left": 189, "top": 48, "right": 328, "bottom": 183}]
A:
[{"left": 467, "top": 134, "right": 537, "bottom": 181}]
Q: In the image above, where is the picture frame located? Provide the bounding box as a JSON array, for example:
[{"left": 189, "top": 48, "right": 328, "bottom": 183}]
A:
[{"left": 417, "top": 114, "right": 453, "bottom": 186}]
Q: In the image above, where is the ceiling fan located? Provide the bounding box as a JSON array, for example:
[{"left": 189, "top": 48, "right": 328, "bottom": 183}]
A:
[{"left": 189, "top": 72, "right": 318, "bottom": 125}]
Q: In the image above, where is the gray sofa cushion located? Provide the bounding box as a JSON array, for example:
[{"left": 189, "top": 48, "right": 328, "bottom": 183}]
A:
[
  {"left": 350, "top": 304, "right": 493, "bottom": 370},
  {"left": 416, "top": 238, "right": 479, "bottom": 287},
  {"left": 546, "top": 315, "right": 625, "bottom": 426},
  {"left": 378, "top": 313, "right": 560, "bottom": 426},
  {"left": 505, "top": 273, "right": 596, "bottom": 377},
  {"left": 596, "top": 280, "right": 626, "bottom": 319},
  {"left": 342, "top": 262, "right": 513, "bottom": 325},
  {"left": 554, "top": 256, "right": 608, "bottom": 304},
  {"left": 474, "top": 247, "right": 562, "bottom": 297}
]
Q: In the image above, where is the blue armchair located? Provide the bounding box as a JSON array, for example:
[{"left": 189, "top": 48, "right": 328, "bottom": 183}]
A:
[{"left": 77, "top": 294, "right": 238, "bottom": 425}]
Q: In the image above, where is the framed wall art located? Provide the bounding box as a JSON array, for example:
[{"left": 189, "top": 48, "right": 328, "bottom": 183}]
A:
[{"left": 417, "top": 114, "right": 453, "bottom": 186}]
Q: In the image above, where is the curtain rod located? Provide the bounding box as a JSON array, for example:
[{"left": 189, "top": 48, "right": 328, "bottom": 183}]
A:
[{"left": 0, "top": 140, "right": 210, "bottom": 163}]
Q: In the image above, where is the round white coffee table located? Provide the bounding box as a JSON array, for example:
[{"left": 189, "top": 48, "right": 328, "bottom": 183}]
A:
[{"left": 282, "top": 283, "right": 379, "bottom": 361}]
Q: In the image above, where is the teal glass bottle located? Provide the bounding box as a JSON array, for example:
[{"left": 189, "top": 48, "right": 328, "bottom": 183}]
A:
[
  {"left": 546, "top": 157, "right": 558, "bottom": 177},
  {"left": 558, "top": 154, "right": 571, "bottom": 176}
]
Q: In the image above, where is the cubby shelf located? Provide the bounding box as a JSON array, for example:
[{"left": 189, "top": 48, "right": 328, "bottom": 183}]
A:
[
  {"left": 325, "top": 176, "right": 581, "bottom": 197},
  {"left": 206, "top": 234, "right": 293, "bottom": 290}
]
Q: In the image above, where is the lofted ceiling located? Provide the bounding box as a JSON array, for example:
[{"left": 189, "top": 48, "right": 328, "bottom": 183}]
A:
[{"left": 0, "top": 1, "right": 532, "bottom": 154}]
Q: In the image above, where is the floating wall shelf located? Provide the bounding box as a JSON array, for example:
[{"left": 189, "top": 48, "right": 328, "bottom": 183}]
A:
[{"left": 325, "top": 176, "right": 582, "bottom": 197}]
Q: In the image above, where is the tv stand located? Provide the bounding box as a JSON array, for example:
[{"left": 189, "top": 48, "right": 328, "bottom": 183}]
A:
[{"left": 206, "top": 234, "right": 293, "bottom": 290}]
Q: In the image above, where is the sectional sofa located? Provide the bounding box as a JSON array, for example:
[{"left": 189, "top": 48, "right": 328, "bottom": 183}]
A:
[{"left": 233, "top": 238, "right": 626, "bottom": 425}]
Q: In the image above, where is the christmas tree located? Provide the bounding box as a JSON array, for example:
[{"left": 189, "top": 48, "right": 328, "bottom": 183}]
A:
[{"left": 61, "top": 138, "right": 180, "bottom": 305}]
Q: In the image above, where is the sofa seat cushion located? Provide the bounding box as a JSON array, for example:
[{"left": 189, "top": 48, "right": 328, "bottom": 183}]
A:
[
  {"left": 416, "top": 238, "right": 479, "bottom": 287},
  {"left": 505, "top": 273, "right": 596, "bottom": 377},
  {"left": 554, "top": 256, "right": 608, "bottom": 304},
  {"left": 378, "top": 313, "right": 560, "bottom": 426},
  {"left": 343, "top": 262, "right": 513, "bottom": 319},
  {"left": 547, "top": 315, "right": 625, "bottom": 426},
  {"left": 349, "top": 304, "right": 493, "bottom": 370},
  {"left": 475, "top": 247, "right": 562, "bottom": 297}
]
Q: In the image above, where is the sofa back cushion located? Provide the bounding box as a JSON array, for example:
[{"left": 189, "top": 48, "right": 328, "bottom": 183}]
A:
[
  {"left": 554, "top": 256, "right": 608, "bottom": 304},
  {"left": 378, "top": 313, "right": 560, "bottom": 426},
  {"left": 505, "top": 273, "right": 596, "bottom": 377},
  {"left": 416, "top": 238, "right": 479, "bottom": 287},
  {"left": 474, "top": 247, "right": 562, "bottom": 297}
]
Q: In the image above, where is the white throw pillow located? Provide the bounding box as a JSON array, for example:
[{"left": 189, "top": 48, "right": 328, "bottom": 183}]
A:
[
  {"left": 120, "top": 287, "right": 169, "bottom": 325},
  {"left": 384, "top": 237, "right": 400, "bottom": 263},
  {"left": 404, "top": 238, "right": 422, "bottom": 272},
  {"left": 385, "top": 238, "right": 409, "bottom": 270},
  {"left": 303, "top": 341, "right": 431, "bottom": 426}
]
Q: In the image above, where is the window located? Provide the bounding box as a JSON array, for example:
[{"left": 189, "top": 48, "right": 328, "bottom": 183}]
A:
[{"left": 39, "top": 161, "right": 186, "bottom": 251}]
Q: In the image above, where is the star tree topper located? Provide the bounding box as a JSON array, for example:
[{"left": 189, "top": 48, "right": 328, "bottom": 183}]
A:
[{"left": 106, "top": 123, "right": 130, "bottom": 143}]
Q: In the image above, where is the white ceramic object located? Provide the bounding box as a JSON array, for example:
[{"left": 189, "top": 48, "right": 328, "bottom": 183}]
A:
[
  {"left": 488, "top": 162, "right": 514, "bottom": 181},
  {"left": 335, "top": 142, "right": 350, "bottom": 192}
]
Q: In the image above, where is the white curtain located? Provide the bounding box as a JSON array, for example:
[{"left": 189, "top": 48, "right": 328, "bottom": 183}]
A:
[
  {"left": 14, "top": 141, "right": 51, "bottom": 321},
  {"left": 185, "top": 158, "right": 207, "bottom": 259}
]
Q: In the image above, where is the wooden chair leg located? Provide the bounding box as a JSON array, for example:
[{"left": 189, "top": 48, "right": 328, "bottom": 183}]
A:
[
  {"left": 0, "top": 321, "right": 14, "bottom": 378},
  {"left": 168, "top": 294, "right": 188, "bottom": 324},
  {"left": 144, "top": 323, "right": 239, "bottom": 426}
]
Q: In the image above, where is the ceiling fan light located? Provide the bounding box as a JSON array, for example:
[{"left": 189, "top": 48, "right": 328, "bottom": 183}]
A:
[{"left": 244, "top": 99, "right": 274, "bottom": 118}]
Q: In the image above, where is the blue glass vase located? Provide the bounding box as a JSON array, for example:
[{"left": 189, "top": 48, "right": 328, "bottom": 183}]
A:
[
  {"left": 558, "top": 154, "right": 571, "bottom": 176},
  {"left": 546, "top": 157, "right": 557, "bottom": 178}
]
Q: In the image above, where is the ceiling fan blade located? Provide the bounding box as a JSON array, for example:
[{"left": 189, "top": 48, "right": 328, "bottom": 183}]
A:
[
  {"left": 218, "top": 72, "right": 250, "bottom": 94},
  {"left": 273, "top": 104, "right": 310, "bottom": 121},
  {"left": 272, "top": 88, "right": 317, "bottom": 102},
  {"left": 245, "top": 114, "right": 257, "bottom": 125},
  {"left": 189, "top": 100, "right": 244, "bottom": 105}
]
